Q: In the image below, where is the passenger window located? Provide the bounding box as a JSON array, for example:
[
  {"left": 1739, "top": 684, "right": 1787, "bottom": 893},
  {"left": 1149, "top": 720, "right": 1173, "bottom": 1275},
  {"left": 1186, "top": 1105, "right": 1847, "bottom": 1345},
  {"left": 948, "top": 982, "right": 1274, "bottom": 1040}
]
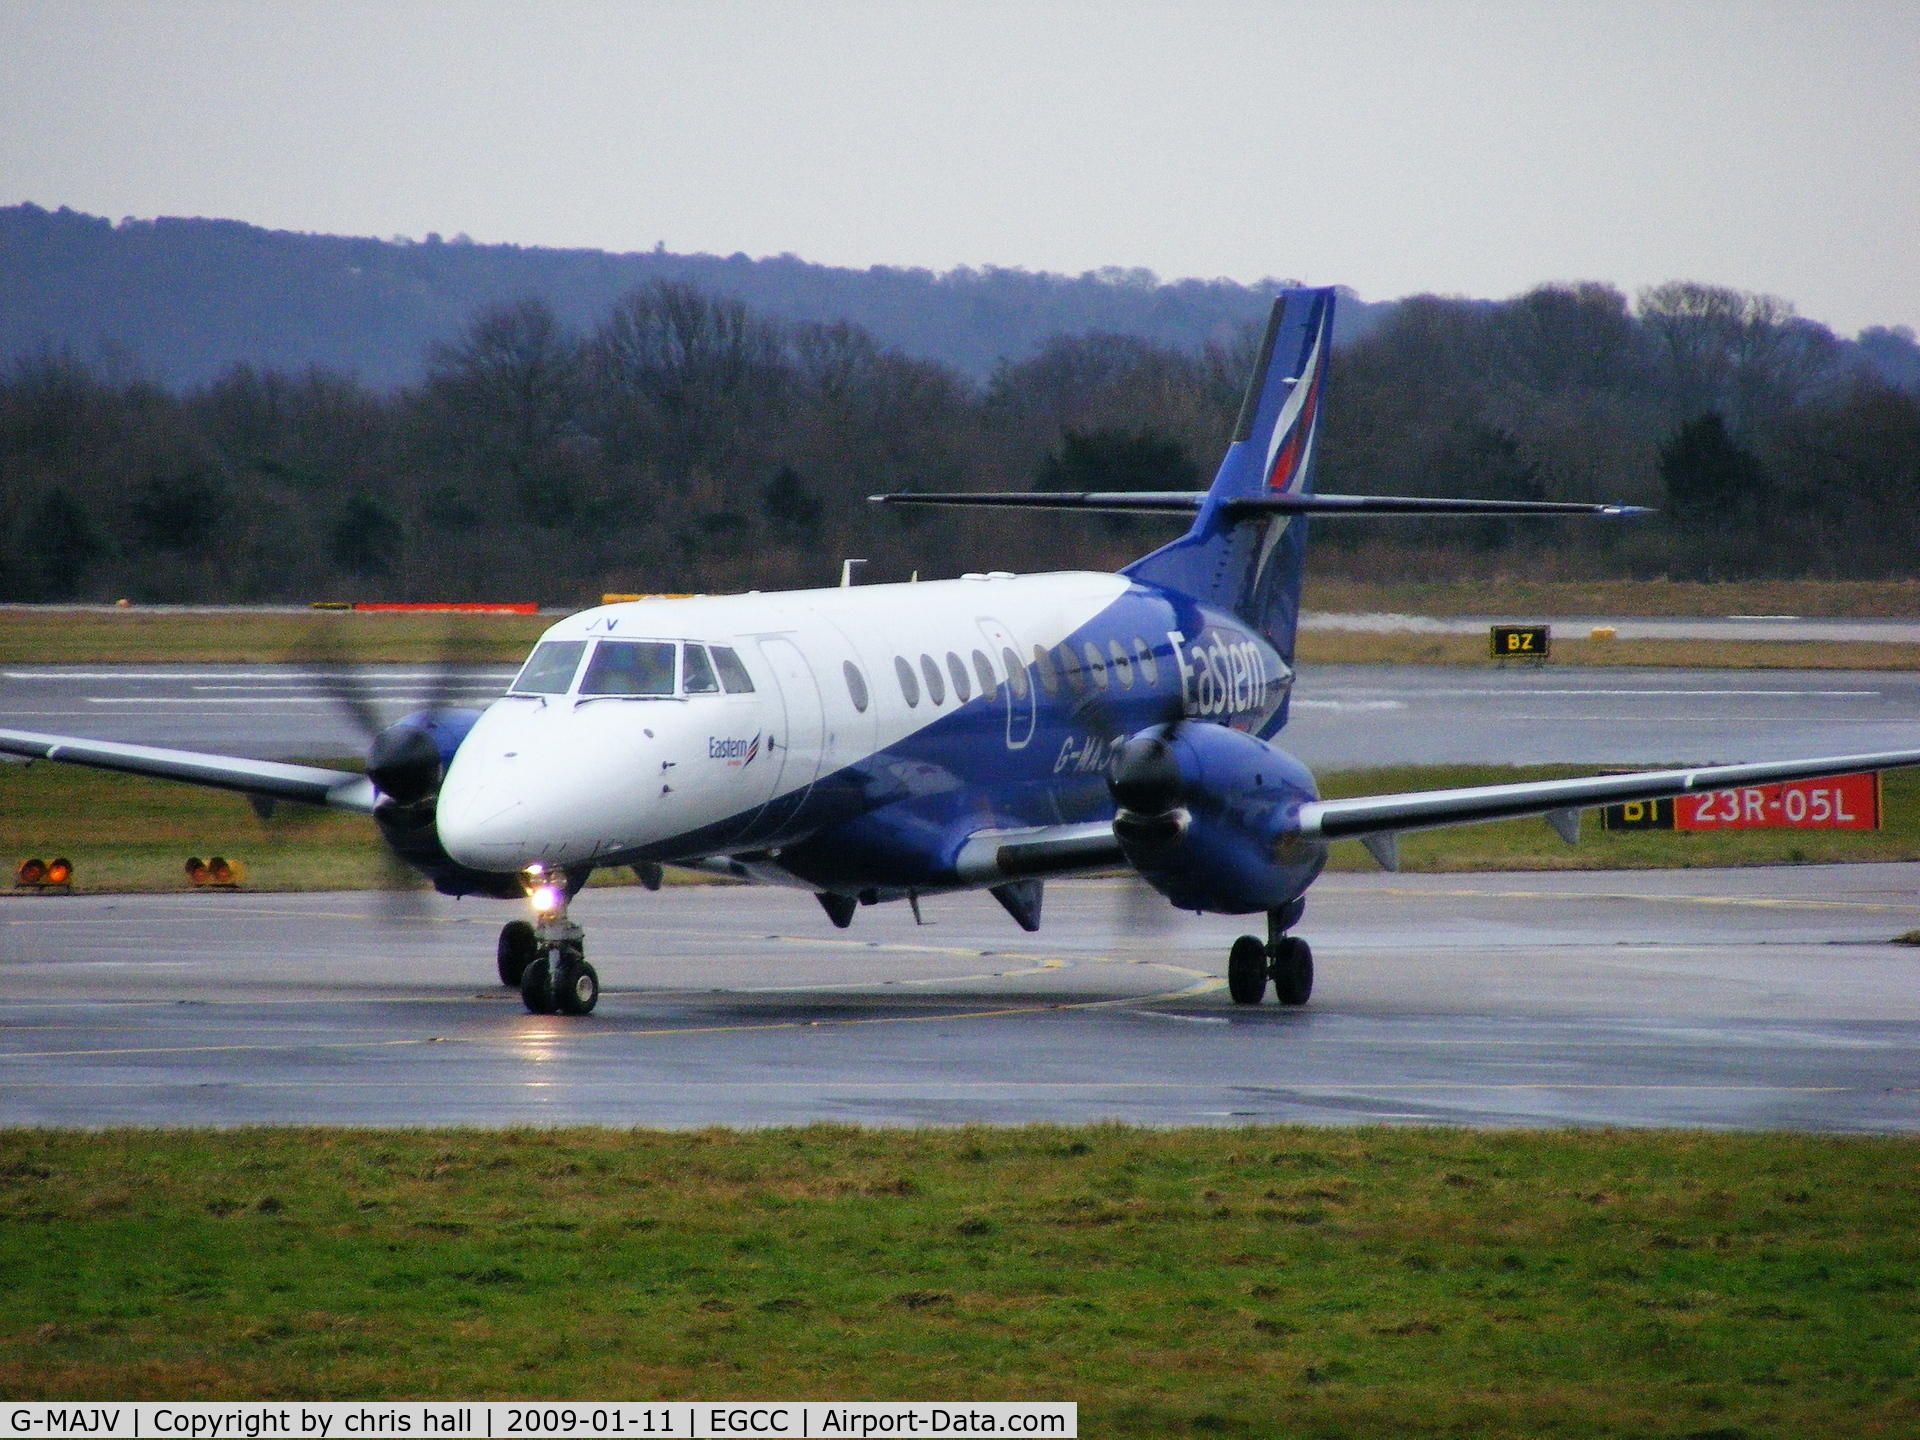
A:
[
  {"left": 1057, "top": 644, "right": 1084, "bottom": 694},
  {"left": 920, "top": 654, "right": 946, "bottom": 706},
  {"left": 1032, "top": 644, "right": 1060, "bottom": 697},
  {"left": 972, "top": 649, "right": 996, "bottom": 695},
  {"left": 1134, "top": 636, "right": 1159, "bottom": 686},
  {"left": 580, "top": 640, "right": 677, "bottom": 695},
  {"left": 895, "top": 655, "right": 920, "bottom": 707},
  {"left": 682, "top": 644, "right": 720, "bottom": 694},
  {"left": 1083, "top": 642, "right": 1109, "bottom": 690},
  {"left": 1109, "top": 639, "right": 1134, "bottom": 689},
  {"left": 844, "top": 661, "right": 870, "bottom": 713},
  {"left": 1002, "top": 647, "right": 1029, "bottom": 700},
  {"left": 710, "top": 645, "right": 756, "bottom": 693},
  {"left": 947, "top": 652, "right": 971, "bottom": 702},
  {"left": 510, "top": 640, "right": 587, "bottom": 695}
]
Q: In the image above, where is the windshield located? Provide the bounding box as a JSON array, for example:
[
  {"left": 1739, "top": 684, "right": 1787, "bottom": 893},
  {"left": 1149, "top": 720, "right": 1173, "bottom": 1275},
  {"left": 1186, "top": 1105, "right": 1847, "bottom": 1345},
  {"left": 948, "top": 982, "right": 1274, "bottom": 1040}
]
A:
[
  {"left": 580, "top": 640, "right": 677, "bottom": 696},
  {"left": 510, "top": 641, "right": 587, "bottom": 694}
]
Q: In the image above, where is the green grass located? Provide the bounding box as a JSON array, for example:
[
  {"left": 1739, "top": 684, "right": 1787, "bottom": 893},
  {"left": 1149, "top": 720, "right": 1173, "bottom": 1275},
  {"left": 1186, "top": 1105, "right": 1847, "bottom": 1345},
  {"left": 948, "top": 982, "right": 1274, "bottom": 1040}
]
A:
[
  {"left": 1297, "top": 629, "right": 1920, "bottom": 670},
  {"left": 9, "top": 759, "right": 1920, "bottom": 895},
  {"left": 0, "top": 610, "right": 552, "bottom": 665},
  {"left": 2, "top": 1127, "right": 1916, "bottom": 1433},
  {"left": 1303, "top": 575, "right": 1920, "bottom": 619}
]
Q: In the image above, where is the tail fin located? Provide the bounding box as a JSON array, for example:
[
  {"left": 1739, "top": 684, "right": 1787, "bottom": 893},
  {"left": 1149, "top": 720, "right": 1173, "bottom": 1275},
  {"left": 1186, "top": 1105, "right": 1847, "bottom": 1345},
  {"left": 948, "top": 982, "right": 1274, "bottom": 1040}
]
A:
[{"left": 1122, "top": 286, "right": 1336, "bottom": 679}]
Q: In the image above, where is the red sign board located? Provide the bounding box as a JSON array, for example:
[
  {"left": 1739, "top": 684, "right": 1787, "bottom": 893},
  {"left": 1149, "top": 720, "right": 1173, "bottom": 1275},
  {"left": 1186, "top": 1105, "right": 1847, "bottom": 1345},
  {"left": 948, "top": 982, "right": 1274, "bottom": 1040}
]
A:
[{"left": 1674, "top": 773, "right": 1880, "bottom": 831}]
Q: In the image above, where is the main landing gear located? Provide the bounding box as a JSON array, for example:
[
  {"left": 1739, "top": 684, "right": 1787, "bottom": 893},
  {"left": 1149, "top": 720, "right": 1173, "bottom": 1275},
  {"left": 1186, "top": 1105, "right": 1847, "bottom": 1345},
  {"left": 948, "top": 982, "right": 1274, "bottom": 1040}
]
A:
[
  {"left": 500, "top": 868, "right": 599, "bottom": 1015},
  {"left": 1227, "top": 902, "right": 1313, "bottom": 1007}
]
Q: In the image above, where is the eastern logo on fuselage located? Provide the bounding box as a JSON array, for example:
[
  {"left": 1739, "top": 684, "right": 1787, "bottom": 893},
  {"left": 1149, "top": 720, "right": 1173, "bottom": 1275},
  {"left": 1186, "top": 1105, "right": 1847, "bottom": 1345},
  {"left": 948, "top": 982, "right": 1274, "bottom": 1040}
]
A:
[
  {"left": 1169, "top": 627, "right": 1289, "bottom": 728},
  {"left": 709, "top": 734, "right": 760, "bottom": 767}
]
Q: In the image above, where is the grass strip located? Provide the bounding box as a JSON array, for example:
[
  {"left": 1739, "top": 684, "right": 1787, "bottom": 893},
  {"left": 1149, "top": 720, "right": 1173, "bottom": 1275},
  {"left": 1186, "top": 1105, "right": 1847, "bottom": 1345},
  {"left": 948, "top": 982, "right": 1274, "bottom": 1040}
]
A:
[
  {"left": 0, "top": 611, "right": 551, "bottom": 665},
  {"left": 1, "top": 1126, "right": 1916, "bottom": 1434},
  {"left": 1302, "top": 576, "right": 1920, "bottom": 619},
  {"left": 10, "top": 762, "right": 1920, "bottom": 895},
  {"left": 1295, "top": 631, "right": 1920, "bottom": 670}
]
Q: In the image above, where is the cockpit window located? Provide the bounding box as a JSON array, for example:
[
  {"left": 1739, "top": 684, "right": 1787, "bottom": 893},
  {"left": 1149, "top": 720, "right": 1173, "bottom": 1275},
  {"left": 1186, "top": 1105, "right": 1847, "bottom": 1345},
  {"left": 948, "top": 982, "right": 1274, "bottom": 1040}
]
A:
[
  {"left": 682, "top": 644, "right": 720, "bottom": 694},
  {"left": 511, "top": 641, "right": 587, "bottom": 695},
  {"left": 580, "top": 640, "right": 677, "bottom": 696},
  {"left": 710, "top": 645, "right": 756, "bottom": 693}
]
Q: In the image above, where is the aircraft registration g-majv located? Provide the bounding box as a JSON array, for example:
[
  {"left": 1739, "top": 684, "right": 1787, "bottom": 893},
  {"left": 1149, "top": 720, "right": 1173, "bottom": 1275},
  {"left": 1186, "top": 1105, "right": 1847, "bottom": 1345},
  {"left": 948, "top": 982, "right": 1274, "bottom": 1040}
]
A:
[{"left": 9, "top": 288, "right": 1920, "bottom": 1015}]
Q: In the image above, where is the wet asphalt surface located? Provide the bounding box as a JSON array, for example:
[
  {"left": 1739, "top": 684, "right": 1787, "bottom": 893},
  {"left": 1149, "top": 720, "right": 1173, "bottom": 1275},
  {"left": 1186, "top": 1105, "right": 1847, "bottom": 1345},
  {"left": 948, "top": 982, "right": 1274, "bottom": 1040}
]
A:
[{"left": 4, "top": 870, "right": 1917, "bottom": 1131}]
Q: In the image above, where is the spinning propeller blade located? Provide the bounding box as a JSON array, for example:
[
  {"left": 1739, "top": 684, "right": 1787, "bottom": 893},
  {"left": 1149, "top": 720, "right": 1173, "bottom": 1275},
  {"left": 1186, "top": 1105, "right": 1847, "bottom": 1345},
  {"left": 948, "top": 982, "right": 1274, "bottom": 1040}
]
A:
[{"left": 296, "top": 618, "right": 490, "bottom": 922}]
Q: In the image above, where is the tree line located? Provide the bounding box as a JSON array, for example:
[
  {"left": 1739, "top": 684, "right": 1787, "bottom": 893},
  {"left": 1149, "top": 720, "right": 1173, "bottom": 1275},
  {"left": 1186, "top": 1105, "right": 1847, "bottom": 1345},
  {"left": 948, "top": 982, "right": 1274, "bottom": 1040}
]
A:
[{"left": 3, "top": 278, "right": 1918, "bottom": 604}]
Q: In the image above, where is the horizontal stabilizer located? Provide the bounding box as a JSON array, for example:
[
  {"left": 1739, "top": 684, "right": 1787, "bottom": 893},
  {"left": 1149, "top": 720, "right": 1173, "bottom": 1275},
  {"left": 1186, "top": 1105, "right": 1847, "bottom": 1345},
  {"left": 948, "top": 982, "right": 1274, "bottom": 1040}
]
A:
[{"left": 870, "top": 491, "right": 1652, "bottom": 518}]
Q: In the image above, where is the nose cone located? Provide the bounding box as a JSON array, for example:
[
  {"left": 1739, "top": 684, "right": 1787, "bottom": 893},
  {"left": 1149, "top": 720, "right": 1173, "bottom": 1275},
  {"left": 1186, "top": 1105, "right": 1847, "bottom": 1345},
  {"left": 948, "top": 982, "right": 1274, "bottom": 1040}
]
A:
[{"left": 436, "top": 776, "right": 530, "bottom": 869}]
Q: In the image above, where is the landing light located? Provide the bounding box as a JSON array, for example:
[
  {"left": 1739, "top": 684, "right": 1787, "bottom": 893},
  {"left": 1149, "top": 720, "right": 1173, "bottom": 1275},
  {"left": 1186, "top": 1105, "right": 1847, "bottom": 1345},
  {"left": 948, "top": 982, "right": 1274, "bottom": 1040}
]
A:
[{"left": 520, "top": 863, "right": 568, "bottom": 917}]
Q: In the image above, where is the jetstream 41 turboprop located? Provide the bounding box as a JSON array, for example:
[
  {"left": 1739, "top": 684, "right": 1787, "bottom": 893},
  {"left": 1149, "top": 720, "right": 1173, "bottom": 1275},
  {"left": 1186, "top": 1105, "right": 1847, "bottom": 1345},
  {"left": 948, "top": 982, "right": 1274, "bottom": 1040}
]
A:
[{"left": 10, "top": 286, "right": 1920, "bottom": 1016}]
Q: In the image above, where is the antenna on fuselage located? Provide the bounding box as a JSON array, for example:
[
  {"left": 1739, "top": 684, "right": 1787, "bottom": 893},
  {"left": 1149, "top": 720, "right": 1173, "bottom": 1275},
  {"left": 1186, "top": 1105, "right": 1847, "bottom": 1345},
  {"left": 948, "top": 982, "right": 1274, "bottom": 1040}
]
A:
[{"left": 840, "top": 558, "right": 868, "bottom": 587}]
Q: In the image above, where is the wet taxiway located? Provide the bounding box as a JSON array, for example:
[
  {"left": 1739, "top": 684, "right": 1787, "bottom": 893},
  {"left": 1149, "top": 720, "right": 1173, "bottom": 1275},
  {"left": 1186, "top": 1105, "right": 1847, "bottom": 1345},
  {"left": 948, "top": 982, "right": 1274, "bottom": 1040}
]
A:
[{"left": 4, "top": 868, "right": 1917, "bottom": 1131}]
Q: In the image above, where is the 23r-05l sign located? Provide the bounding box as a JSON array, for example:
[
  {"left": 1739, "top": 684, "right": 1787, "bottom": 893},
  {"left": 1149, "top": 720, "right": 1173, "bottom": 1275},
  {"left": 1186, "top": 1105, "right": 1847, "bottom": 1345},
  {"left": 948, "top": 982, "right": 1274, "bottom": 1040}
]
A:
[{"left": 1605, "top": 773, "right": 1882, "bottom": 831}]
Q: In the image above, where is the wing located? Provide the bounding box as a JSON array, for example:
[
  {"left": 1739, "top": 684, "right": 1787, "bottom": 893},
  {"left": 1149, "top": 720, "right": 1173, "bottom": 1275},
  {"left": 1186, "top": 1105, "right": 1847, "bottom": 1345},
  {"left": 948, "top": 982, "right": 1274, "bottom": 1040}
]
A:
[
  {"left": 1295, "top": 746, "right": 1920, "bottom": 868},
  {"left": 953, "top": 822, "right": 1126, "bottom": 883},
  {"left": 0, "top": 727, "right": 376, "bottom": 813}
]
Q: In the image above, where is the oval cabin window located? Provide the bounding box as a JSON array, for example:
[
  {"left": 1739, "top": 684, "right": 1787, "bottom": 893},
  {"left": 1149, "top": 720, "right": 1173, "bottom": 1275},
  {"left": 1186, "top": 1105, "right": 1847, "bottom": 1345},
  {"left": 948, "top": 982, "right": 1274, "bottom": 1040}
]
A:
[
  {"left": 1083, "top": 642, "right": 1109, "bottom": 691},
  {"left": 1133, "top": 637, "right": 1159, "bottom": 686},
  {"left": 1108, "top": 639, "right": 1134, "bottom": 689},
  {"left": 946, "top": 652, "right": 971, "bottom": 702},
  {"left": 1057, "top": 645, "right": 1084, "bottom": 694},
  {"left": 844, "top": 661, "right": 870, "bottom": 713},
  {"left": 894, "top": 655, "right": 920, "bottom": 707},
  {"left": 920, "top": 654, "right": 946, "bottom": 706},
  {"left": 1003, "top": 647, "right": 1029, "bottom": 700},
  {"left": 972, "top": 649, "right": 996, "bottom": 695},
  {"left": 1032, "top": 644, "right": 1060, "bottom": 697}
]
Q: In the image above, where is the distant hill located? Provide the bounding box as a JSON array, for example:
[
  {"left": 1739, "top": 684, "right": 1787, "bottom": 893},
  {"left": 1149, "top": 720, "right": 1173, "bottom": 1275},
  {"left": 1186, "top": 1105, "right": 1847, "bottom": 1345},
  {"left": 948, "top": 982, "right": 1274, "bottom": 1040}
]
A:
[{"left": 0, "top": 203, "right": 1393, "bottom": 390}]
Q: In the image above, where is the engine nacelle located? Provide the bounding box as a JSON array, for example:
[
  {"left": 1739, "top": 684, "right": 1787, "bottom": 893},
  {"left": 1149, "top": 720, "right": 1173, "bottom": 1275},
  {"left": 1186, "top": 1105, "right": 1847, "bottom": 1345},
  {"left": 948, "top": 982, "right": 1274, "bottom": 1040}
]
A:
[
  {"left": 369, "top": 708, "right": 523, "bottom": 899},
  {"left": 1109, "top": 721, "right": 1326, "bottom": 915}
]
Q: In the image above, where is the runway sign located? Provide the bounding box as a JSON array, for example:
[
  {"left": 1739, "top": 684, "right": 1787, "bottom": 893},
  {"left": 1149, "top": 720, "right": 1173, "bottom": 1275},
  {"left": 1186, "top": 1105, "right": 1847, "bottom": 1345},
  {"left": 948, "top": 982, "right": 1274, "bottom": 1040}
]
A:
[
  {"left": 1490, "top": 624, "right": 1550, "bottom": 659},
  {"left": 1601, "top": 799, "right": 1673, "bottom": 830},
  {"left": 1602, "top": 774, "right": 1880, "bottom": 831}
]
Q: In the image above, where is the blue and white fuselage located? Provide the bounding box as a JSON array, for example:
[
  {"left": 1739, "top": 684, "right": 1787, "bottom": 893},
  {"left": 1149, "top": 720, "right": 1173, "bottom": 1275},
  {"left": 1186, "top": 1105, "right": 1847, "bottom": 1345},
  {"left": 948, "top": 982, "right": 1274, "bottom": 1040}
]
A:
[{"left": 436, "top": 571, "right": 1324, "bottom": 910}]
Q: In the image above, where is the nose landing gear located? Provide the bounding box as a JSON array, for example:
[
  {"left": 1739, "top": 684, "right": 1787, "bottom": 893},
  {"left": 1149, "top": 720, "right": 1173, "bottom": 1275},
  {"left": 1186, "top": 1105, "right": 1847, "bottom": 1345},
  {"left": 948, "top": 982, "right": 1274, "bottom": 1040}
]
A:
[
  {"left": 1226, "top": 902, "right": 1314, "bottom": 1007},
  {"left": 513, "top": 869, "right": 599, "bottom": 1015}
]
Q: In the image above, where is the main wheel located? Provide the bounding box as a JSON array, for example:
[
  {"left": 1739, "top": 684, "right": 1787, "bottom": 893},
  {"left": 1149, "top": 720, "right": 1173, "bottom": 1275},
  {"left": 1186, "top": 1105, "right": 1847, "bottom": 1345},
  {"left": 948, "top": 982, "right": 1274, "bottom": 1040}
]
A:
[
  {"left": 497, "top": 920, "right": 537, "bottom": 987},
  {"left": 519, "top": 955, "right": 558, "bottom": 1014},
  {"left": 554, "top": 957, "right": 600, "bottom": 1016},
  {"left": 1227, "top": 935, "right": 1268, "bottom": 1005},
  {"left": 1271, "top": 936, "right": 1314, "bottom": 1007}
]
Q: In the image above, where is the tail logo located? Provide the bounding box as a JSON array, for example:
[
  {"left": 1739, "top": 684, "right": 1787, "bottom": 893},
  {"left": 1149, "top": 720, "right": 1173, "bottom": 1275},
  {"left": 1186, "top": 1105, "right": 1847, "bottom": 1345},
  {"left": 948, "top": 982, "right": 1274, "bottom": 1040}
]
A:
[{"left": 1264, "top": 330, "right": 1326, "bottom": 493}]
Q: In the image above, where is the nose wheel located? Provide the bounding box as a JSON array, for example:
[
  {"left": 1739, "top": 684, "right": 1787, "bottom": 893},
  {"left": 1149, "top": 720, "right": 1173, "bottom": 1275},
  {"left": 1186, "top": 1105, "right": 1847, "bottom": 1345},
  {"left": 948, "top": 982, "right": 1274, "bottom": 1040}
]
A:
[
  {"left": 513, "top": 869, "right": 600, "bottom": 1015},
  {"left": 521, "top": 939, "right": 598, "bottom": 1015}
]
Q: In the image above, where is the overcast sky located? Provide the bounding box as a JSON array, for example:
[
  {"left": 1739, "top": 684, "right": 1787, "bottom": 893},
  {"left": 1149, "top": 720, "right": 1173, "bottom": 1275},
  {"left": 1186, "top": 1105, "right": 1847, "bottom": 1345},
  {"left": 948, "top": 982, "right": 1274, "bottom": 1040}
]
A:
[{"left": 3, "top": 1, "right": 1916, "bottom": 336}]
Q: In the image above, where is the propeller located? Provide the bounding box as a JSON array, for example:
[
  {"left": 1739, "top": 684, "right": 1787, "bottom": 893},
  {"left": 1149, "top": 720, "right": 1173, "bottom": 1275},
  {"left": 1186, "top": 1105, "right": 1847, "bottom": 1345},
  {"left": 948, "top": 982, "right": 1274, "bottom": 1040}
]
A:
[
  {"left": 1055, "top": 669, "right": 1189, "bottom": 936},
  {"left": 300, "top": 618, "right": 495, "bottom": 922}
]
